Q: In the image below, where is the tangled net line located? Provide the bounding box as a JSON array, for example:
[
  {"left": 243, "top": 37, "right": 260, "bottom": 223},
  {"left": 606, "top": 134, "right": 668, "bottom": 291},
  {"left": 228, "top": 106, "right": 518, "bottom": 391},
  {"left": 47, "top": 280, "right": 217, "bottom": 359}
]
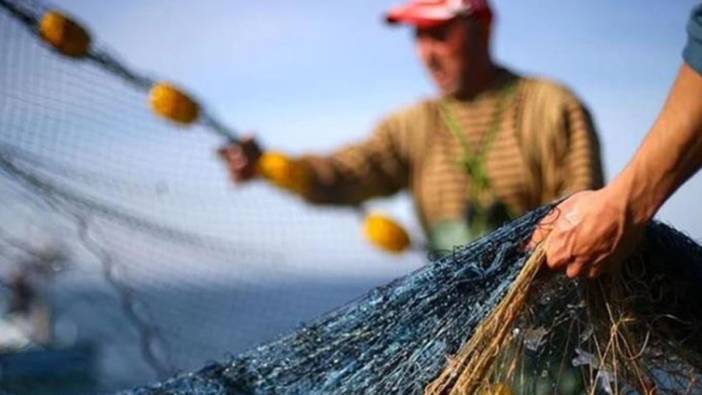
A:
[
  {"left": 1, "top": 0, "right": 701, "bottom": 393},
  {"left": 125, "top": 207, "right": 702, "bottom": 395}
]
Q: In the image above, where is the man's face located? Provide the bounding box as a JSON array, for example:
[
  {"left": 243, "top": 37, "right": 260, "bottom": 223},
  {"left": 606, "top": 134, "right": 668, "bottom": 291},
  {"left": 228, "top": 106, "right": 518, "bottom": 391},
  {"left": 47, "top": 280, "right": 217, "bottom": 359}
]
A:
[{"left": 414, "top": 17, "right": 484, "bottom": 97}]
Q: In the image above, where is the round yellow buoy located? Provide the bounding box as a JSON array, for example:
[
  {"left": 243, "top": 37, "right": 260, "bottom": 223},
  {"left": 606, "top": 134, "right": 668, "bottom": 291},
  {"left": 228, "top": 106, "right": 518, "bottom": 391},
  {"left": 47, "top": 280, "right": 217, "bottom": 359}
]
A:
[
  {"left": 149, "top": 83, "right": 200, "bottom": 125},
  {"left": 38, "top": 11, "right": 91, "bottom": 57},
  {"left": 363, "top": 213, "right": 410, "bottom": 254},
  {"left": 257, "top": 151, "right": 309, "bottom": 193}
]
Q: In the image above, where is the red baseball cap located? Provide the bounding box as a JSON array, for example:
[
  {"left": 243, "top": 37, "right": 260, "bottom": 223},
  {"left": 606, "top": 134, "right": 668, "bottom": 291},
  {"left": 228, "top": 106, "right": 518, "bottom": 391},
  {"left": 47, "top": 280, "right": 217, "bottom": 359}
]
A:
[{"left": 385, "top": 0, "right": 493, "bottom": 28}]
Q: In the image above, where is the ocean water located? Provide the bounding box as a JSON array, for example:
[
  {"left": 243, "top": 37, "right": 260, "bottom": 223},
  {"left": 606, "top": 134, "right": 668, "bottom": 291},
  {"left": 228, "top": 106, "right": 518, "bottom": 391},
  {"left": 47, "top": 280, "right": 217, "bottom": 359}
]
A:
[{"left": 2, "top": 276, "right": 391, "bottom": 394}]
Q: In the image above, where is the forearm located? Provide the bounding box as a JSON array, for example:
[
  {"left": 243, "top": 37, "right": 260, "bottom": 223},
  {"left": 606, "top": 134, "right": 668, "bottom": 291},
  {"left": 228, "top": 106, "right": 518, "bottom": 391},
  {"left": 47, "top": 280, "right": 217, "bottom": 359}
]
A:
[
  {"left": 296, "top": 123, "right": 409, "bottom": 205},
  {"left": 609, "top": 64, "right": 702, "bottom": 224},
  {"left": 538, "top": 8, "right": 702, "bottom": 279},
  {"left": 295, "top": 155, "right": 368, "bottom": 205},
  {"left": 297, "top": 153, "right": 406, "bottom": 206}
]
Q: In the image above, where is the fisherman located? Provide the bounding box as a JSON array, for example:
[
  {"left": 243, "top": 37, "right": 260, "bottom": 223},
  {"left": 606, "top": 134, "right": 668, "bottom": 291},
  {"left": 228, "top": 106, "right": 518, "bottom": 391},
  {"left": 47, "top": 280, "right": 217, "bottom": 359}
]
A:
[
  {"left": 535, "top": 5, "right": 702, "bottom": 279},
  {"left": 220, "top": 0, "right": 604, "bottom": 253}
]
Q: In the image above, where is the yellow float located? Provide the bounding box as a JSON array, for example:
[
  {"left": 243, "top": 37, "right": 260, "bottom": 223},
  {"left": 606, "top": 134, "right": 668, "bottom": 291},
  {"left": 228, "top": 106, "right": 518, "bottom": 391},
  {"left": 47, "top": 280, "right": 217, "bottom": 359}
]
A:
[
  {"left": 363, "top": 213, "right": 410, "bottom": 254},
  {"left": 38, "top": 11, "right": 91, "bottom": 57},
  {"left": 149, "top": 83, "right": 200, "bottom": 125},
  {"left": 256, "top": 151, "right": 309, "bottom": 194},
  {"left": 258, "top": 152, "right": 411, "bottom": 254}
]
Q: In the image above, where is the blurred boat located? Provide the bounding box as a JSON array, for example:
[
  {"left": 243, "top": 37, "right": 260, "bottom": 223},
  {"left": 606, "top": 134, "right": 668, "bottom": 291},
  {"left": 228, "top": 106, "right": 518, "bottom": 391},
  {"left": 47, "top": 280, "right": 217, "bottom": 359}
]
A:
[
  {"left": 0, "top": 260, "right": 98, "bottom": 395},
  {"left": 0, "top": 328, "right": 98, "bottom": 395}
]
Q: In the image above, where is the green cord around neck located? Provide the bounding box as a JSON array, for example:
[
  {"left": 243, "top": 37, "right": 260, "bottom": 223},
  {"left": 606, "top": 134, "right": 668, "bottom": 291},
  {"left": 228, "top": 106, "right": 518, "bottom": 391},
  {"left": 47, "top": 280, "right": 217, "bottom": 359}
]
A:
[{"left": 438, "top": 82, "right": 517, "bottom": 236}]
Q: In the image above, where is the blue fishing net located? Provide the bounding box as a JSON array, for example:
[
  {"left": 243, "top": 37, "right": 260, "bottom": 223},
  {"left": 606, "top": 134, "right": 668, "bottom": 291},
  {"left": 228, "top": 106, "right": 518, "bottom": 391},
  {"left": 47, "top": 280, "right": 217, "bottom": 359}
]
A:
[
  {"left": 123, "top": 206, "right": 550, "bottom": 395},
  {"left": 122, "top": 212, "right": 702, "bottom": 395},
  {"left": 2, "top": 1, "right": 701, "bottom": 393}
]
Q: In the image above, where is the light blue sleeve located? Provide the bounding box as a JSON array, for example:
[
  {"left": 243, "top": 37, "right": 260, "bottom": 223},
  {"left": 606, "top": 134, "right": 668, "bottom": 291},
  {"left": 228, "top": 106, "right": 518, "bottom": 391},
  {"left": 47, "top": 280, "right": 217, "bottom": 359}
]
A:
[{"left": 683, "top": 5, "right": 702, "bottom": 75}]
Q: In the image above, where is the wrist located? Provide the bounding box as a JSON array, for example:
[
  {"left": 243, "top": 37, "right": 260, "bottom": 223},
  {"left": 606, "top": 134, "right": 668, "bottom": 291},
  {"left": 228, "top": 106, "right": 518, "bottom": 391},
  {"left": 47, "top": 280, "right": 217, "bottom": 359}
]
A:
[{"left": 607, "top": 168, "right": 659, "bottom": 228}]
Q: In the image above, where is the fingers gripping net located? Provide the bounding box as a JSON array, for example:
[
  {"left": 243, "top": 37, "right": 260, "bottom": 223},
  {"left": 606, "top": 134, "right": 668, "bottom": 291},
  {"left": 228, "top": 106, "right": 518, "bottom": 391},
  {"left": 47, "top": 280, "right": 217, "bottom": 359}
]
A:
[
  {"left": 2, "top": 1, "right": 702, "bottom": 394},
  {"left": 125, "top": 214, "right": 702, "bottom": 395},
  {"left": 425, "top": 222, "right": 702, "bottom": 395}
]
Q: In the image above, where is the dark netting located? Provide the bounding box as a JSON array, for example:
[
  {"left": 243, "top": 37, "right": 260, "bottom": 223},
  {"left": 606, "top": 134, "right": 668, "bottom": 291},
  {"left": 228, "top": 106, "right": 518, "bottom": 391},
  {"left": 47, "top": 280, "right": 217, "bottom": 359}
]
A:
[
  {"left": 465, "top": 221, "right": 702, "bottom": 395},
  {"left": 0, "top": 1, "right": 418, "bottom": 393},
  {"left": 122, "top": 207, "right": 549, "bottom": 395},
  {"left": 121, "top": 216, "right": 702, "bottom": 395},
  {"left": 2, "top": 1, "right": 702, "bottom": 394}
]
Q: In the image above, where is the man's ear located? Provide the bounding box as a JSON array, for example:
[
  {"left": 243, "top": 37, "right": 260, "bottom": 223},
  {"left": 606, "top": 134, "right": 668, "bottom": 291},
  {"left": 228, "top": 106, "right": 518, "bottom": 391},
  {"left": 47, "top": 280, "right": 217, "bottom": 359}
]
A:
[
  {"left": 464, "top": 15, "right": 491, "bottom": 47},
  {"left": 475, "top": 13, "right": 493, "bottom": 44}
]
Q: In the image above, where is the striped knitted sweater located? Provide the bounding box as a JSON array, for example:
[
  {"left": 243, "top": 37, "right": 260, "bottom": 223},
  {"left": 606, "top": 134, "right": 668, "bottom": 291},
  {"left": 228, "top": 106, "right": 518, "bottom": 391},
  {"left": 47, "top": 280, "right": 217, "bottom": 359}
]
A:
[{"left": 298, "top": 69, "right": 604, "bottom": 246}]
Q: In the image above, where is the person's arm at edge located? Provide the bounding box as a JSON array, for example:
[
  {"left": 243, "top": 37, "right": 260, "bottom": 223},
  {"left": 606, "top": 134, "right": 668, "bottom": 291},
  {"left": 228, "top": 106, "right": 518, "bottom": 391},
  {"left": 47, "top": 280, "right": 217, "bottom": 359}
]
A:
[
  {"left": 536, "top": 63, "right": 702, "bottom": 278},
  {"left": 615, "top": 64, "right": 702, "bottom": 224}
]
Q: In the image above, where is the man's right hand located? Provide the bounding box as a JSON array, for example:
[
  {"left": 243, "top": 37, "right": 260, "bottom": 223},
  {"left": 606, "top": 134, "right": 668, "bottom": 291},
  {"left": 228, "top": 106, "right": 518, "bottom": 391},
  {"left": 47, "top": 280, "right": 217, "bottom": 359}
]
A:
[
  {"left": 218, "top": 136, "right": 263, "bottom": 183},
  {"left": 529, "top": 188, "right": 646, "bottom": 279}
]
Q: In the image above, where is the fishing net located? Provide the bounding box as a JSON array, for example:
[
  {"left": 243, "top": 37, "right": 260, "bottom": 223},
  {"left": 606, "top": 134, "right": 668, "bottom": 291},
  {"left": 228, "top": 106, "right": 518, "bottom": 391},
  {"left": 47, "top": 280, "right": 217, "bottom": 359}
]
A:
[
  {"left": 0, "top": 1, "right": 421, "bottom": 393},
  {"left": 2, "top": 1, "right": 702, "bottom": 394},
  {"left": 123, "top": 214, "right": 702, "bottom": 395}
]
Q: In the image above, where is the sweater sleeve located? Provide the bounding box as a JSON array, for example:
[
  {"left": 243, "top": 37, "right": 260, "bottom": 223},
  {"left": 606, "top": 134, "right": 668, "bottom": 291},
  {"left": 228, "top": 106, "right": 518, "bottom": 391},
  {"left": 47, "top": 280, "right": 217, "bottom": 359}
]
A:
[
  {"left": 518, "top": 80, "right": 605, "bottom": 205},
  {"left": 296, "top": 113, "right": 411, "bottom": 206},
  {"left": 554, "top": 93, "right": 605, "bottom": 196},
  {"left": 683, "top": 5, "right": 702, "bottom": 75}
]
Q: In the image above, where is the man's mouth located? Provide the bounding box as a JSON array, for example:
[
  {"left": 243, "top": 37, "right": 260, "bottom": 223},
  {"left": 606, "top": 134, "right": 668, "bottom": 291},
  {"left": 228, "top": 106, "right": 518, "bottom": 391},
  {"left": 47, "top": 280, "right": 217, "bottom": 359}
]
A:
[{"left": 432, "top": 70, "right": 450, "bottom": 88}]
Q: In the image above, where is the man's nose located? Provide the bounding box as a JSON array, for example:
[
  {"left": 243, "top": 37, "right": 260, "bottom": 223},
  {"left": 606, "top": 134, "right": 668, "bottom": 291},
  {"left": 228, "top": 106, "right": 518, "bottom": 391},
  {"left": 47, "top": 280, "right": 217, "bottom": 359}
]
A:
[{"left": 416, "top": 37, "right": 438, "bottom": 63}]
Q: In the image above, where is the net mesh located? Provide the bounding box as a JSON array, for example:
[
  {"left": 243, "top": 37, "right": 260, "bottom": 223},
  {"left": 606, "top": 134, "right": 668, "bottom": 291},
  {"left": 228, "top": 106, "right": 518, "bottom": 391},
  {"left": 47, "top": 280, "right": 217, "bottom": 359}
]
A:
[
  {"left": 0, "top": 1, "right": 421, "bottom": 393},
  {"left": 122, "top": 216, "right": 702, "bottom": 395},
  {"left": 2, "top": 1, "right": 702, "bottom": 394}
]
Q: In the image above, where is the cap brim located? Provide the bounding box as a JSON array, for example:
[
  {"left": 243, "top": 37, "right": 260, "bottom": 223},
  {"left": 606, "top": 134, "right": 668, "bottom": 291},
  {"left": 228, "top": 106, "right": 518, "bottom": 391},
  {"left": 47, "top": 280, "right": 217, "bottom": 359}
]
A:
[{"left": 385, "top": 4, "right": 457, "bottom": 28}]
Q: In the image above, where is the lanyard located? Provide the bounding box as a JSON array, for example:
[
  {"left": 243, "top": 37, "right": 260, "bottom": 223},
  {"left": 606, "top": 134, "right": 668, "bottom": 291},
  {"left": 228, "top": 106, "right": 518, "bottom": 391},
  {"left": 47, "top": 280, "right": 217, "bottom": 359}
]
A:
[
  {"left": 438, "top": 82, "right": 517, "bottom": 201},
  {"left": 438, "top": 82, "right": 517, "bottom": 236}
]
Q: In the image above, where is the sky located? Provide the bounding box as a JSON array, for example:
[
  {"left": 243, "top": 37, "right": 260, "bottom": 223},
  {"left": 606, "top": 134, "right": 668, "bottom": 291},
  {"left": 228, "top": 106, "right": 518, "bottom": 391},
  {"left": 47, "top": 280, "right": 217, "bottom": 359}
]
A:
[
  {"left": 3, "top": 1, "right": 701, "bottom": 388},
  {"left": 44, "top": 0, "right": 702, "bottom": 243}
]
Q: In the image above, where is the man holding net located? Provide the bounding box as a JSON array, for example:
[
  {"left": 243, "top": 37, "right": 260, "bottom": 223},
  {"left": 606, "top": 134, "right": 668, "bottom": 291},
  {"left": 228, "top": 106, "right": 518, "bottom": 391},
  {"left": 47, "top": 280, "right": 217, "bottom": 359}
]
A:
[
  {"left": 220, "top": 0, "right": 604, "bottom": 253},
  {"left": 537, "top": 5, "right": 702, "bottom": 279}
]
